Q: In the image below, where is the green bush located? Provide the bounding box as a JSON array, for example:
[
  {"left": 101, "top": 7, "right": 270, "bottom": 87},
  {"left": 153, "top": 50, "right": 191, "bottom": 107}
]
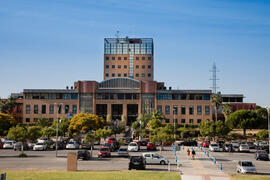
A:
[
  {"left": 256, "top": 129, "right": 269, "bottom": 140},
  {"left": 19, "top": 153, "right": 27, "bottom": 158}
]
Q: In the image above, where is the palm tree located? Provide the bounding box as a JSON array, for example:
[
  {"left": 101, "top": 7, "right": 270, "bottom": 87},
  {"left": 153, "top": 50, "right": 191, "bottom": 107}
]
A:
[
  {"left": 211, "top": 93, "right": 222, "bottom": 122},
  {"left": 222, "top": 103, "right": 232, "bottom": 121},
  {"left": 0, "top": 96, "right": 16, "bottom": 114}
]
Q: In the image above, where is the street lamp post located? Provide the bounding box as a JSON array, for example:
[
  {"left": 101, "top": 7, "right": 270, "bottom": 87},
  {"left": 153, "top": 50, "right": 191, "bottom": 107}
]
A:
[
  {"left": 173, "top": 107, "right": 176, "bottom": 139},
  {"left": 265, "top": 106, "right": 270, "bottom": 154},
  {"left": 55, "top": 103, "right": 63, "bottom": 158}
]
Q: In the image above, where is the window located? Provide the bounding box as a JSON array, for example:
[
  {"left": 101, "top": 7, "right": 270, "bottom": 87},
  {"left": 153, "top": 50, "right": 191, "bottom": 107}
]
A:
[
  {"left": 181, "top": 106, "right": 186, "bottom": 114},
  {"left": 165, "top": 105, "right": 170, "bottom": 114},
  {"left": 106, "top": 65, "right": 109, "bottom": 69},
  {"left": 173, "top": 106, "right": 178, "bottom": 114},
  {"left": 136, "top": 74, "right": 139, "bottom": 77},
  {"left": 118, "top": 73, "right": 121, "bottom": 77},
  {"left": 148, "top": 65, "right": 151, "bottom": 69},
  {"left": 148, "top": 73, "right": 151, "bottom": 77},
  {"left": 124, "top": 65, "right": 127, "bottom": 69},
  {"left": 205, "top": 106, "right": 210, "bottom": 115},
  {"left": 112, "top": 65, "right": 115, "bottom": 69},
  {"left": 112, "top": 73, "right": 115, "bottom": 77},
  {"left": 181, "top": 119, "right": 186, "bottom": 123},
  {"left": 157, "top": 105, "right": 162, "bottom": 112},
  {"left": 34, "top": 105, "right": 38, "bottom": 114},
  {"left": 174, "top": 119, "right": 178, "bottom": 123},
  {"left": 26, "top": 118, "right": 30, "bottom": 123},
  {"left": 148, "top": 56, "right": 151, "bottom": 60},
  {"left": 49, "top": 104, "right": 54, "bottom": 114},
  {"left": 165, "top": 119, "right": 170, "bottom": 123},
  {"left": 124, "top": 73, "right": 127, "bottom": 77},
  {"left": 34, "top": 118, "right": 38, "bottom": 122},
  {"left": 142, "top": 65, "right": 145, "bottom": 69},
  {"left": 142, "top": 57, "right": 145, "bottom": 60},
  {"left": 124, "top": 57, "right": 127, "bottom": 60},
  {"left": 49, "top": 118, "right": 54, "bottom": 122},
  {"left": 136, "top": 57, "right": 139, "bottom": 60},
  {"left": 197, "top": 119, "right": 202, "bottom": 124},
  {"left": 26, "top": 105, "right": 30, "bottom": 114},
  {"left": 42, "top": 105, "right": 46, "bottom": 114},
  {"left": 189, "top": 106, "right": 194, "bottom": 115},
  {"left": 141, "top": 73, "right": 145, "bottom": 77},
  {"left": 136, "top": 65, "right": 139, "bottom": 69},
  {"left": 58, "top": 104, "right": 62, "bottom": 114},
  {"left": 118, "top": 57, "right": 121, "bottom": 60},
  {"left": 118, "top": 65, "right": 121, "bottom": 69},
  {"left": 189, "top": 119, "right": 194, "bottom": 124},
  {"left": 112, "top": 57, "right": 115, "bottom": 60},
  {"left": 72, "top": 105, "right": 77, "bottom": 114},
  {"left": 197, "top": 106, "right": 202, "bottom": 115},
  {"left": 106, "top": 73, "right": 109, "bottom": 77},
  {"left": 105, "top": 57, "right": 109, "bottom": 60},
  {"left": 65, "top": 105, "right": 69, "bottom": 114}
]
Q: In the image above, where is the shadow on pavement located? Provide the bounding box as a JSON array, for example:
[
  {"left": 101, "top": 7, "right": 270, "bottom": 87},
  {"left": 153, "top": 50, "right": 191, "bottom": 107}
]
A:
[{"left": 0, "top": 155, "right": 43, "bottom": 158}]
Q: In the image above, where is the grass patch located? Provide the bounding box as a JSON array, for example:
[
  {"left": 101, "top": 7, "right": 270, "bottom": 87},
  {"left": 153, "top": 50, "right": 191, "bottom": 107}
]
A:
[
  {"left": 230, "top": 174, "right": 270, "bottom": 180},
  {"left": 3, "top": 171, "right": 180, "bottom": 180}
]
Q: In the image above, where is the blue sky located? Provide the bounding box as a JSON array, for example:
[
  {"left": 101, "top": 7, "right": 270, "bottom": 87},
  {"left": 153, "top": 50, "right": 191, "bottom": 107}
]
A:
[{"left": 0, "top": 0, "right": 269, "bottom": 106}]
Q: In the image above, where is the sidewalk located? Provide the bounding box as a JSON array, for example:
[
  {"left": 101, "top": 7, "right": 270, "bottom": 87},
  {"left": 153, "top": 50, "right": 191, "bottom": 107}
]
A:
[{"left": 177, "top": 146, "right": 231, "bottom": 180}]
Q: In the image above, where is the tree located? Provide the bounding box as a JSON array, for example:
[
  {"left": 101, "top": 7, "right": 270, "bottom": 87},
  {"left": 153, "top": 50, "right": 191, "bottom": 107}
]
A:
[
  {"left": 215, "top": 120, "right": 231, "bottom": 137},
  {"left": 7, "top": 126, "right": 28, "bottom": 155},
  {"left": 150, "top": 125, "right": 174, "bottom": 150},
  {"left": 27, "top": 126, "right": 42, "bottom": 142},
  {"left": 132, "top": 111, "right": 152, "bottom": 139},
  {"left": 151, "top": 110, "right": 165, "bottom": 121},
  {"left": 0, "top": 113, "right": 16, "bottom": 136},
  {"left": 256, "top": 107, "right": 268, "bottom": 129},
  {"left": 199, "top": 119, "right": 216, "bottom": 138},
  {"left": 68, "top": 113, "right": 106, "bottom": 135},
  {"left": 42, "top": 126, "right": 56, "bottom": 138},
  {"left": 35, "top": 117, "right": 52, "bottom": 128},
  {"left": 222, "top": 103, "right": 232, "bottom": 121},
  {"left": 256, "top": 129, "right": 269, "bottom": 140},
  {"left": 0, "top": 96, "right": 16, "bottom": 114},
  {"left": 226, "top": 110, "right": 257, "bottom": 136},
  {"left": 51, "top": 117, "right": 70, "bottom": 137},
  {"left": 109, "top": 119, "right": 125, "bottom": 137},
  {"left": 94, "top": 129, "right": 112, "bottom": 143},
  {"left": 211, "top": 93, "right": 222, "bottom": 122}
]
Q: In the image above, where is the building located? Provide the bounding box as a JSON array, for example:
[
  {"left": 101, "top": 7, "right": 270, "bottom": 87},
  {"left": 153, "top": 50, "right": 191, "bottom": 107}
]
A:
[{"left": 8, "top": 37, "right": 255, "bottom": 125}]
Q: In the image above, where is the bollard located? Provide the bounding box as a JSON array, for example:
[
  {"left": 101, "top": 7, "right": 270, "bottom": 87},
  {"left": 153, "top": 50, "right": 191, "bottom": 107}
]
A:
[
  {"left": 207, "top": 151, "right": 209, "bottom": 157},
  {"left": 204, "top": 148, "right": 206, "bottom": 155},
  {"left": 200, "top": 146, "right": 202, "bottom": 151},
  {"left": 0, "top": 173, "right": 6, "bottom": 180},
  {"left": 213, "top": 157, "right": 216, "bottom": 164},
  {"left": 220, "top": 163, "right": 223, "bottom": 170},
  {"left": 182, "top": 145, "right": 184, "bottom": 150}
]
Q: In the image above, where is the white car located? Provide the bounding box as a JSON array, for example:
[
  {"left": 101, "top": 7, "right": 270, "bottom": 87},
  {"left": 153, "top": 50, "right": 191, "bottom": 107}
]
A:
[
  {"left": 231, "top": 141, "right": 240, "bottom": 151},
  {"left": 33, "top": 142, "right": 47, "bottom": 151},
  {"left": 239, "top": 144, "right": 250, "bottom": 152},
  {"left": 142, "top": 153, "right": 169, "bottom": 165},
  {"left": 128, "top": 142, "right": 139, "bottom": 152},
  {"left": 209, "top": 143, "right": 220, "bottom": 152},
  {"left": 3, "top": 141, "right": 15, "bottom": 149},
  {"left": 236, "top": 160, "right": 256, "bottom": 174},
  {"left": 66, "top": 141, "right": 79, "bottom": 149}
]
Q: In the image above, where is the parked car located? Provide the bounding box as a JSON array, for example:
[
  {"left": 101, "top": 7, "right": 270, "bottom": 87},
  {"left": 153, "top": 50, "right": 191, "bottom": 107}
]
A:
[
  {"left": 217, "top": 140, "right": 225, "bottom": 147},
  {"left": 128, "top": 142, "right": 139, "bottom": 152},
  {"left": 119, "top": 137, "right": 133, "bottom": 145},
  {"left": 147, "top": 142, "right": 157, "bottom": 151},
  {"left": 3, "top": 141, "right": 15, "bottom": 149},
  {"left": 247, "top": 142, "right": 255, "bottom": 149},
  {"left": 107, "top": 137, "right": 117, "bottom": 144},
  {"left": 66, "top": 141, "right": 79, "bottom": 149},
  {"left": 118, "top": 147, "right": 129, "bottom": 157},
  {"left": 14, "top": 142, "right": 28, "bottom": 151},
  {"left": 236, "top": 160, "right": 256, "bottom": 174},
  {"left": 111, "top": 141, "right": 120, "bottom": 151},
  {"left": 239, "top": 144, "right": 250, "bottom": 153},
  {"left": 79, "top": 142, "right": 91, "bottom": 149},
  {"left": 209, "top": 143, "right": 220, "bottom": 152},
  {"left": 201, "top": 141, "right": 210, "bottom": 148},
  {"left": 0, "top": 140, "right": 4, "bottom": 149},
  {"left": 231, "top": 141, "right": 240, "bottom": 151},
  {"left": 98, "top": 147, "right": 111, "bottom": 158},
  {"left": 128, "top": 156, "right": 146, "bottom": 170},
  {"left": 27, "top": 142, "right": 36, "bottom": 150},
  {"left": 77, "top": 150, "right": 91, "bottom": 160},
  {"left": 37, "top": 137, "right": 49, "bottom": 144},
  {"left": 223, "top": 143, "right": 233, "bottom": 152},
  {"left": 142, "top": 153, "right": 169, "bottom": 165},
  {"left": 255, "top": 150, "right": 269, "bottom": 161},
  {"left": 33, "top": 142, "right": 47, "bottom": 151},
  {"left": 178, "top": 140, "right": 197, "bottom": 146},
  {"left": 256, "top": 145, "right": 269, "bottom": 154},
  {"left": 140, "top": 139, "right": 148, "bottom": 146}
]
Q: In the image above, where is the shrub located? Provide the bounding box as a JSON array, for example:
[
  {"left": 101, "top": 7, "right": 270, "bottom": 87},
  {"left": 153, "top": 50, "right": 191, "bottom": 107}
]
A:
[
  {"left": 19, "top": 153, "right": 27, "bottom": 158},
  {"left": 256, "top": 129, "right": 269, "bottom": 140}
]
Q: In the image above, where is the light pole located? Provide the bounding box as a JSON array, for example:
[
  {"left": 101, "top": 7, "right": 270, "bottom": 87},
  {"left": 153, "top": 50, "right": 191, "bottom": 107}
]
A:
[
  {"left": 55, "top": 103, "right": 63, "bottom": 158},
  {"left": 173, "top": 107, "right": 176, "bottom": 139},
  {"left": 265, "top": 106, "right": 270, "bottom": 154}
]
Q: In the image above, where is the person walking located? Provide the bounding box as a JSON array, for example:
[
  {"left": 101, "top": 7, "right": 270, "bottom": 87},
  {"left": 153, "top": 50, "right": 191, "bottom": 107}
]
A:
[
  {"left": 187, "top": 148, "right": 191, "bottom": 159},
  {"left": 192, "top": 149, "right": 196, "bottom": 160}
]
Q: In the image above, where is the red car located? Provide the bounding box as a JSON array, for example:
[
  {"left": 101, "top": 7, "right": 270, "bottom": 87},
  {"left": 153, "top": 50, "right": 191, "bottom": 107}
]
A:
[
  {"left": 107, "top": 137, "right": 117, "bottom": 144},
  {"left": 147, "top": 142, "right": 156, "bottom": 151},
  {"left": 201, "top": 141, "right": 210, "bottom": 148},
  {"left": 0, "top": 141, "right": 3, "bottom": 149},
  {"left": 98, "top": 147, "right": 111, "bottom": 158}
]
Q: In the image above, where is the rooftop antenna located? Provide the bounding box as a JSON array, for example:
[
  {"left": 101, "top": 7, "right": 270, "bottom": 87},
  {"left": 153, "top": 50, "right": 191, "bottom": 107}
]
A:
[{"left": 210, "top": 62, "right": 219, "bottom": 94}]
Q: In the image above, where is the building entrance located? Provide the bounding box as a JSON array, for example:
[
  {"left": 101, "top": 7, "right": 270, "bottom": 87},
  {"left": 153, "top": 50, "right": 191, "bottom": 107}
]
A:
[
  {"left": 112, "top": 104, "right": 123, "bottom": 121},
  {"left": 127, "top": 104, "right": 138, "bottom": 126},
  {"left": 96, "top": 104, "right": 107, "bottom": 120}
]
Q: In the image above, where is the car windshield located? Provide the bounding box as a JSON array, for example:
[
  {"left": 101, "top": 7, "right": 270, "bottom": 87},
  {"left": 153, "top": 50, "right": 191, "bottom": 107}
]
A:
[
  {"left": 100, "top": 148, "right": 109, "bottom": 151},
  {"left": 211, "top": 144, "right": 218, "bottom": 147},
  {"left": 242, "top": 161, "right": 254, "bottom": 167},
  {"left": 247, "top": 142, "right": 253, "bottom": 145},
  {"left": 36, "top": 143, "right": 44, "bottom": 145},
  {"left": 258, "top": 150, "right": 267, "bottom": 154},
  {"left": 119, "top": 148, "right": 127, "bottom": 151},
  {"left": 6, "top": 142, "right": 12, "bottom": 145},
  {"left": 130, "top": 143, "right": 137, "bottom": 146},
  {"left": 131, "top": 156, "right": 143, "bottom": 162},
  {"left": 241, "top": 145, "right": 248, "bottom": 148},
  {"left": 69, "top": 142, "right": 74, "bottom": 144}
]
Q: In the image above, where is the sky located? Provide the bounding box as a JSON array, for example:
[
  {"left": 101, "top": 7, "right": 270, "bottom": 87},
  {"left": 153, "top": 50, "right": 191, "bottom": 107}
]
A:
[{"left": 0, "top": 0, "right": 270, "bottom": 106}]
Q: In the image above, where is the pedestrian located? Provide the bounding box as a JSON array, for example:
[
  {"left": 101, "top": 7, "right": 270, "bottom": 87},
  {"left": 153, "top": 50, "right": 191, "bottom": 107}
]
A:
[
  {"left": 192, "top": 149, "right": 196, "bottom": 160},
  {"left": 187, "top": 148, "right": 191, "bottom": 159}
]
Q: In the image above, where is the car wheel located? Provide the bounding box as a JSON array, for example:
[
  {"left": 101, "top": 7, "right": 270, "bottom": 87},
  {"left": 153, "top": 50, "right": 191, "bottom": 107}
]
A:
[{"left": 160, "top": 161, "right": 166, "bottom": 165}]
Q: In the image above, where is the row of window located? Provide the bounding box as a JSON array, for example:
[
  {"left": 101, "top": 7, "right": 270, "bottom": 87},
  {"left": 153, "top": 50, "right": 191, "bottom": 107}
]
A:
[
  {"left": 164, "top": 118, "right": 202, "bottom": 124},
  {"left": 105, "top": 65, "right": 152, "bottom": 69},
  {"left": 26, "top": 104, "right": 77, "bottom": 114},
  {"left": 157, "top": 105, "right": 210, "bottom": 115},
  {"left": 25, "top": 93, "right": 78, "bottom": 100},
  {"left": 157, "top": 94, "right": 210, "bottom": 100},
  {"left": 96, "top": 93, "right": 139, "bottom": 100},
  {"left": 105, "top": 73, "right": 152, "bottom": 78},
  {"left": 25, "top": 118, "right": 55, "bottom": 123},
  {"left": 105, "top": 56, "right": 152, "bottom": 61}
]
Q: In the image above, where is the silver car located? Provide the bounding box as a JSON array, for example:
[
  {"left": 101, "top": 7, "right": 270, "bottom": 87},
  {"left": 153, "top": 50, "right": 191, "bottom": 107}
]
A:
[
  {"left": 117, "top": 147, "right": 129, "bottom": 157},
  {"left": 236, "top": 160, "right": 256, "bottom": 174}
]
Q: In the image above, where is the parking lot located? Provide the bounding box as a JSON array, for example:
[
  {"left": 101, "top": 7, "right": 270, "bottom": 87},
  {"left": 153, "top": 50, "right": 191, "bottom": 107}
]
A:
[{"left": 0, "top": 146, "right": 177, "bottom": 171}]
